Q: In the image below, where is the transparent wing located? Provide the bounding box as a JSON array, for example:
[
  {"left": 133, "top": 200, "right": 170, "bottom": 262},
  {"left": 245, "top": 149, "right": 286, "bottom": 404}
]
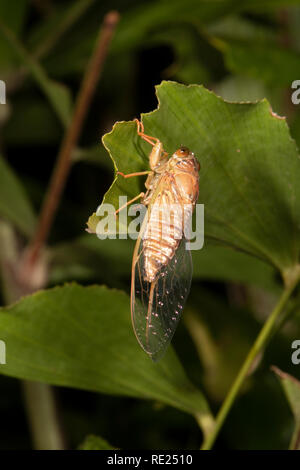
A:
[{"left": 131, "top": 234, "right": 193, "bottom": 362}]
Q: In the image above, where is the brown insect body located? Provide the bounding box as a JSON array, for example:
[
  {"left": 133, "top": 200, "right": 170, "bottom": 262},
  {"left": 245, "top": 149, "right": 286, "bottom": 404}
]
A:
[
  {"left": 142, "top": 146, "right": 200, "bottom": 283},
  {"left": 118, "top": 119, "right": 200, "bottom": 360}
]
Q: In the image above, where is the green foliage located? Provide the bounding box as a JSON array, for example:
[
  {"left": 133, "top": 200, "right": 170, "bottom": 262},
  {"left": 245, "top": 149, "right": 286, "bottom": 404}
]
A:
[
  {"left": 89, "top": 81, "right": 300, "bottom": 279},
  {"left": 79, "top": 434, "right": 116, "bottom": 450},
  {"left": 0, "top": 284, "right": 213, "bottom": 435},
  {"left": 1, "top": 0, "right": 300, "bottom": 451},
  {"left": 272, "top": 367, "right": 300, "bottom": 449},
  {"left": 0, "top": 155, "right": 36, "bottom": 237}
]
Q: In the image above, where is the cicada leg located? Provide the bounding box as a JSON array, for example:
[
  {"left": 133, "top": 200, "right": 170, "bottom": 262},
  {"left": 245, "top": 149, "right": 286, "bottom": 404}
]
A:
[
  {"left": 134, "top": 119, "right": 159, "bottom": 147},
  {"left": 135, "top": 119, "right": 169, "bottom": 168},
  {"left": 117, "top": 170, "right": 151, "bottom": 178},
  {"left": 114, "top": 191, "right": 145, "bottom": 216}
]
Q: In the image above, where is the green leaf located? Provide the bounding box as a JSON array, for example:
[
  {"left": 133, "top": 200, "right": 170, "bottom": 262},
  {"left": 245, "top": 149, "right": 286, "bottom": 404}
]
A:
[
  {"left": 0, "top": 155, "right": 36, "bottom": 237},
  {"left": 0, "top": 284, "right": 213, "bottom": 435},
  {"left": 79, "top": 434, "right": 117, "bottom": 450},
  {"left": 272, "top": 366, "right": 300, "bottom": 449},
  {"left": 0, "top": 19, "right": 72, "bottom": 127},
  {"left": 89, "top": 81, "right": 300, "bottom": 279}
]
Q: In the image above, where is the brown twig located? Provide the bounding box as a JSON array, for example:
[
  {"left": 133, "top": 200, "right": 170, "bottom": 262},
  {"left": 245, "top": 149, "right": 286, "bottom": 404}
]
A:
[{"left": 25, "top": 10, "right": 119, "bottom": 270}]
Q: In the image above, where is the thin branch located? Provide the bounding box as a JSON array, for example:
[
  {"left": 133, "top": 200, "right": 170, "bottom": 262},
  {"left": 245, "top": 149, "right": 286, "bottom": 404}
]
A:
[
  {"left": 25, "top": 10, "right": 119, "bottom": 269},
  {"left": 200, "top": 272, "right": 300, "bottom": 450}
]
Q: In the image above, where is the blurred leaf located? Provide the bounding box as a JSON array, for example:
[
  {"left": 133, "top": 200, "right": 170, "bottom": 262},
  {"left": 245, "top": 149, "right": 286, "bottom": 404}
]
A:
[
  {"left": 79, "top": 434, "right": 116, "bottom": 450},
  {"left": 185, "top": 288, "right": 261, "bottom": 402},
  {"left": 213, "top": 75, "right": 269, "bottom": 105},
  {"left": 205, "top": 15, "right": 277, "bottom": 43},
  {"left": 193, "top": 244, "right": 278, "bottom": 291},
  {"left": 72, "top": 145, "right": 113, "bottom": 169},
  {"left": 0, "top": 19, "right": 72, "bottom": 126},
  {"left": 222, "top": 41, "right": 300, "bottom": 87},
  {"left": 42, "top": 0, "right": 238, "bottom": 78},
  {"left": 213, "top": 75, "right": 284, "bottom": 114},
  {"left": 243, "top": 0, "right": 300, "bottom": 10},
  {"left": 287, "top": 5, "right": 300, "bottom": 53},
  {"left": 0, "top": 155, "right": 36, "bottom": 237},
  {"left": 150, "top": 26, "right": 211, "bottom": 85},
  {"left": 49, "top": 236, "right": 134, "bottom": 285},
  {"left": 0, "top": 0, "right": 29, "bottom": 71},
  {"left": 27, "top": 0, "right": 95, "bottom": 59},
  {"left": 0, "top": 284, "right": 213, "bottom": 434},
  {"left": 89, "top": 81, "right": 300, "bottom": 279},
  {"left": 3, "top": 96, "right": 61, "bottom": 146},
  {"left": 272, "top": 366, "right": 300, "bottom": 449}
]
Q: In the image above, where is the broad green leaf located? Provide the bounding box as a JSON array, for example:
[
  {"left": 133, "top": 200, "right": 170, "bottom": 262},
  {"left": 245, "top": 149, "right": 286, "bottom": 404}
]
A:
[
  {"left": 79, "top": 434, "right": 116, "bottom": 450},
  {"left": 0, "top": 20, "right": 72, "bottom": 127},
  {"left": 272, "top": 366, "right": 300, "bottom": 449},
  {"left": 89, "top": 81, "right": 300, "bottom": 280},
  {"left": 0, "top": 284, "right": 213, "bottom": 434},
  {"left": 0, "top": 155, "right": 36, "bottom": 237}
]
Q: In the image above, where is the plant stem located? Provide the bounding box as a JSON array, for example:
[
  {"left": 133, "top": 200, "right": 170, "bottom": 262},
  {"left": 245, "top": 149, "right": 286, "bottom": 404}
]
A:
[
  {"left": 22, "top": 381, "right": 66, "bottom": 450},
  {"left": 26, "top": 10, "right": 119, "bottom": 269},
  {"left": 201, "top": 276, "right": 300, "bottom": 450}
]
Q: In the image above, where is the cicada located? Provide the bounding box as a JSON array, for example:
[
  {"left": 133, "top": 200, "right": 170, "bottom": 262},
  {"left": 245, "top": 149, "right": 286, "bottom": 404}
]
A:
[{"left": 117, "top": 119, "right": 200, "bottom": 361}]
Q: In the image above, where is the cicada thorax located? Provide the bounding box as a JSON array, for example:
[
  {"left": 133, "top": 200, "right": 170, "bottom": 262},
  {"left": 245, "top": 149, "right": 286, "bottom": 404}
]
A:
[{"left": 141, "top": 147, "right": 200, "bottom": 283}]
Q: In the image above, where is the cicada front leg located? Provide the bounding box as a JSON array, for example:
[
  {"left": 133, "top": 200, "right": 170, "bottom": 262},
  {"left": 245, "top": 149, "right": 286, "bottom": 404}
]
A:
[
  {"left": 114, "top": 191, "right": 145, "bottom": 216},
  {"left": 134, "top": 119, "right": 168, "bottom": 170}
]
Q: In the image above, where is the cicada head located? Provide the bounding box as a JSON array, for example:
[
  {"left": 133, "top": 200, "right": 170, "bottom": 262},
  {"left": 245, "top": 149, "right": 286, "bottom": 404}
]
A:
[{"left": 171, "top": 147, "right": 200, "bottom": 172}]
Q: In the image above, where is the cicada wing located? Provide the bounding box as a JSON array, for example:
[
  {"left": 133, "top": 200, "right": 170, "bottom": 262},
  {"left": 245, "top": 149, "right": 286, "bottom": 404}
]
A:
[{"left": 131, "top": 236, "right": 193, "bottom": 361}]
